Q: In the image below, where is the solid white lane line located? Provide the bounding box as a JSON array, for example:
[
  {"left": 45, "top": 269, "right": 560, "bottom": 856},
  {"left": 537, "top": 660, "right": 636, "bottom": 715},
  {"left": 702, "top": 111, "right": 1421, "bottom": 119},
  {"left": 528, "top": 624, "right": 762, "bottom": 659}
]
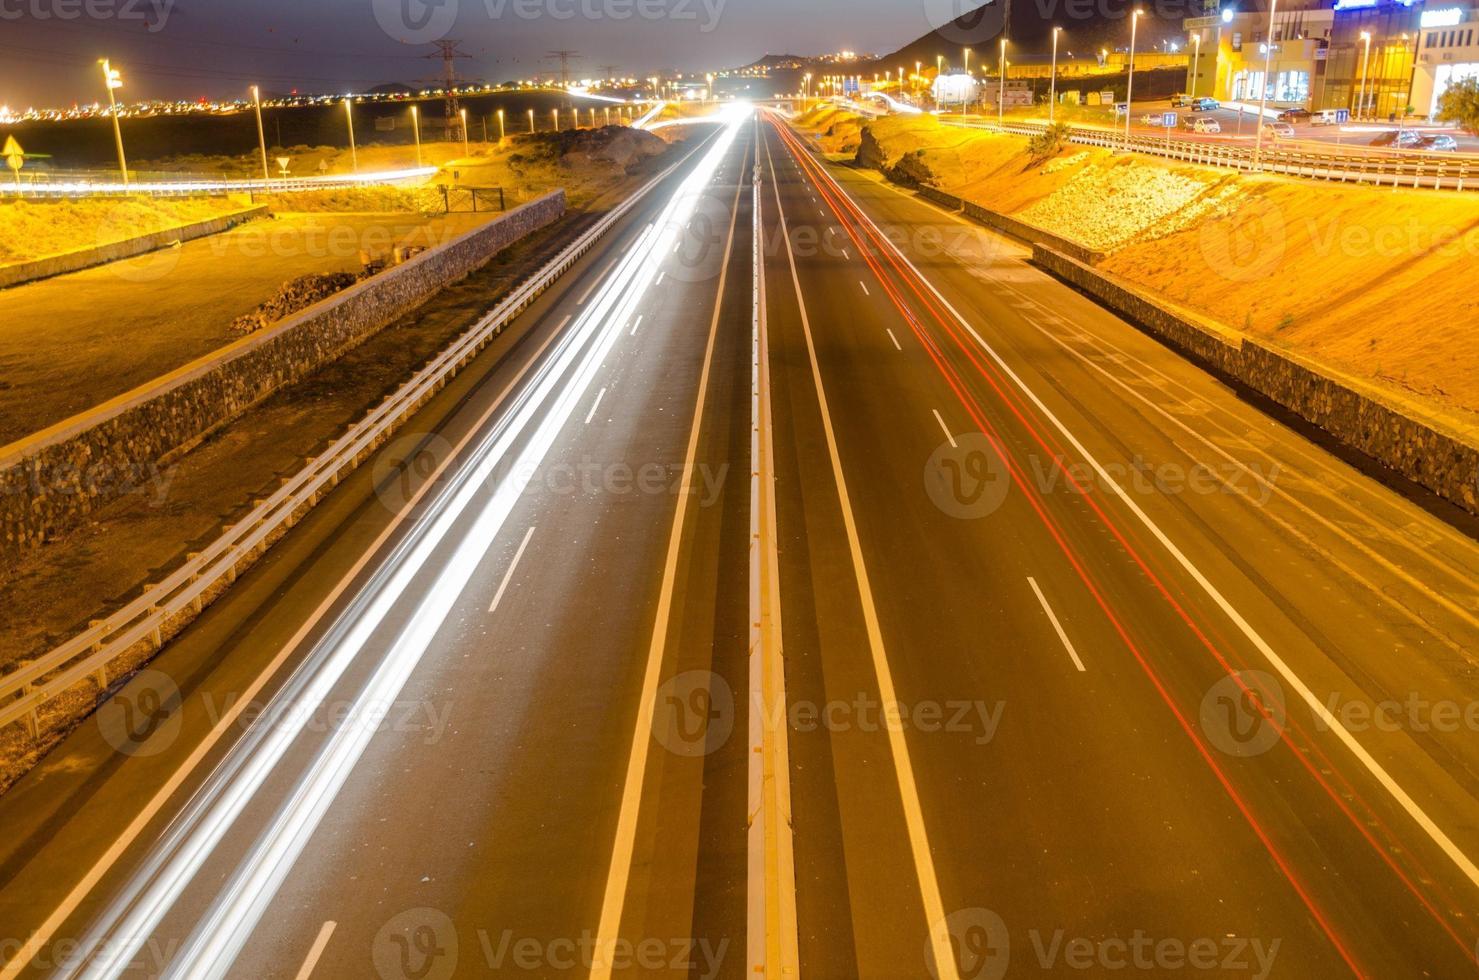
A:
[
  {"left": 585, "top": 386, "right": 608, "bottom": 424},
  {"left": 629, "top": 314, "right": 644, "bottom": 336},
  {"left": 488, "top": 526, "right": 536, "bottom": 614},
  {"left": 815, "top": 145, "right": 1479, "bottom": 891},
  {"left": 859, "top": 280, "right": 870, "bottom": 296},
  {"left": 656, "top": 271, "right": 666, "bottom": 286},
  {"left": 932, "top": 410, "right": 957, "bottom": 448},
  {"left": 556, "top": 314, "right": 572, "bottom": 330},
  {"left": 1028, "top": 577, "right": 1086, "bottom": 672},
  {"left": 886, "top": 328, "right": 903, "bottom": 351},
  {"left": 764, "top": 121, "right": 961, "bottom": 980},
  {"left": 591, "top": 123, "right": 749, "bottom": 980},
  {"left": 291, "top": 921, "right": 337, "bottom": 980}
]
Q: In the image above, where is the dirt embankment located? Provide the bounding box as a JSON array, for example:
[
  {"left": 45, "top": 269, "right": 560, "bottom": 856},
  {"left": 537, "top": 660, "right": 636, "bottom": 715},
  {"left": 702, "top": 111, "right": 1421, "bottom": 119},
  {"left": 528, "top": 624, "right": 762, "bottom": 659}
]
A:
[
  {"left": 797, "top": 109, "right": 1479, "bottom": 421},
  {"left": 0, "top": 196, "right": 248, "bottom": 265}
]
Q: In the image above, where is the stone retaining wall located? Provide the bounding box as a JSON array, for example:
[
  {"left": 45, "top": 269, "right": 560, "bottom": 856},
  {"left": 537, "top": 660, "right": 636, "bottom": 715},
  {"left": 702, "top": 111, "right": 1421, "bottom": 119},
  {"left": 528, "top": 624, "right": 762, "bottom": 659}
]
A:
[
  {"left": 0, "top": 191, "right": 567, "bottom": 558},
  {"left": 0, "top": 205, "right": 267, "bottom": 290},
  {"left": 1033, "top": 245, "right": 1479, "bottom": 514}
]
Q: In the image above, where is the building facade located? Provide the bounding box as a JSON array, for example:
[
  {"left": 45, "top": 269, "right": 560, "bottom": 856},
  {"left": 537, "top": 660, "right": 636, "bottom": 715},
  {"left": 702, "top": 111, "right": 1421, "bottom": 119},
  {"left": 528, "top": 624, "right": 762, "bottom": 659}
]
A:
[{"left": 1410, "top": 4, "right": 1479, "bottom": 116}]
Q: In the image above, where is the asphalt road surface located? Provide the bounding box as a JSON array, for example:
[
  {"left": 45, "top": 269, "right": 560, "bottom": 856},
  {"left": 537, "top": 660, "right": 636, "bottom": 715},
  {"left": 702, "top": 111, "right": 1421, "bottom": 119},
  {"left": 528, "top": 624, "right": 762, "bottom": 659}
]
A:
[{"left": 0, "top": 109, "right": 1476, "bottom": 979}]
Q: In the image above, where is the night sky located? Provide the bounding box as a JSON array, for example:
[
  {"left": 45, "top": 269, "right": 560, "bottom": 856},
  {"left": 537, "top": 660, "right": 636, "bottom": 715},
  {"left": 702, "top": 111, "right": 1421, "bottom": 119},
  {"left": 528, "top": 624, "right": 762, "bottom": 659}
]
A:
[{"left": 0, "top": 0, "right": 975, "bottom": 108}]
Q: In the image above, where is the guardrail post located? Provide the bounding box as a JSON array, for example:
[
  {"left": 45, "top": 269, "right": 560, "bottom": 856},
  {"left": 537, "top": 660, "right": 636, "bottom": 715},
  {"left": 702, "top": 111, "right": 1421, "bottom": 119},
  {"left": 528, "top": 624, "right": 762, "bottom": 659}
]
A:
[{"left": 90, "top": 621, "right": 110, "bottom": 689}]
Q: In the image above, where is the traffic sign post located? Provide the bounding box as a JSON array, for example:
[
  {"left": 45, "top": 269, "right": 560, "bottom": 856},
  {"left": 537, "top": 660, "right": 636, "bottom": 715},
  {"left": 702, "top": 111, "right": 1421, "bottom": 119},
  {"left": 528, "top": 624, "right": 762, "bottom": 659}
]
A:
[{"left": 3, "top": 136, "right": 23, "bottom": 188}]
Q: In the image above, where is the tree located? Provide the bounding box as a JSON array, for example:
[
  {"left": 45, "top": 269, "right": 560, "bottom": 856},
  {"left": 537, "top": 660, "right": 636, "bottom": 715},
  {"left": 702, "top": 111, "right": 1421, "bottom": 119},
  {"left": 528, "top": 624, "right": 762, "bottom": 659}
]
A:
[
  {"left": 1436, "top": 76, "right": 1479, "bottom": 135},
  {"left": 1027, "top": 122, "right": 1070, "bottom": 161}
]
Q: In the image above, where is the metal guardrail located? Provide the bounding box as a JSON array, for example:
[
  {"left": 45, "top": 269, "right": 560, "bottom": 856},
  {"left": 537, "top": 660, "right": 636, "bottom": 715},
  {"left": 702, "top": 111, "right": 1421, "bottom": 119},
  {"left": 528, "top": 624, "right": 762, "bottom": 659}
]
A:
[
  {"left": 0, "top": 167, "right": 440, "bottom": 199},
  {"left": 0, "top": 155, "right": 685, "bottom": 741},
  {"left": 943, "top": 117, "right": 1479, "bottom": 191}
]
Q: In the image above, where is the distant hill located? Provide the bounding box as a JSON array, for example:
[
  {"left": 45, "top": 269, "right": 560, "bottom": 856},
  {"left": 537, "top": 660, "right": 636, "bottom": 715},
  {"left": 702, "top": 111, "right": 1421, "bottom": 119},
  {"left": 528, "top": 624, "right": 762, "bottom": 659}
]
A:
[{"left": 869, "top": 0, "right": 1192, "bottom": 69}]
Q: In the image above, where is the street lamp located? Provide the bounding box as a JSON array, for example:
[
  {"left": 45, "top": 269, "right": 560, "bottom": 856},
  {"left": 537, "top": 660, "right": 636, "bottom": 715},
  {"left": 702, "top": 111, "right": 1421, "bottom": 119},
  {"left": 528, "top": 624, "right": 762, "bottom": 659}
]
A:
[
  {"left": 552, "top": 107, "right": 559, "bottom": 131},
  {"left": 935, "top": 54, "right": 944, "bottom": 109},
  {"left": 99, "top": 58, "right": 128, "bottom": 187},
  {"left": 1190, "top": 32, "right": 1201, "bottom": 96},
  {"left": 250, "top": 85, "right": 270, "bottom": 181},
  {"left": 998, "top": 38, "right": 1008, "bottom": 126},
  {"left": 344, "top": 97, "right": 358, "bottom": 173},
  {"left": 411, "top": 105, "right": 422, "bottom": 167},
  {"left": 963, "top": 49, "right": 973, "bottom": 114},
  {"left": 460, "top": 107, "right": 469, "bottom": 155},
  {"left": 1050, "top": 27, "right": 1061, "bottom": 123},
  {"left": 1356, "top": 30, "right": 1373, "bottom": 120},
  {"left": 1125, "top": 9, "right": 1144, "bottom": 139},
  {"left": 497, "top": 107, "right": 505, "bottom": 143},
  {"left": 1253, "top": 0, "right": 1278, "bottom": 167},
  {"left": 528, "top": 107, "right": 535, "bottom": 133}
]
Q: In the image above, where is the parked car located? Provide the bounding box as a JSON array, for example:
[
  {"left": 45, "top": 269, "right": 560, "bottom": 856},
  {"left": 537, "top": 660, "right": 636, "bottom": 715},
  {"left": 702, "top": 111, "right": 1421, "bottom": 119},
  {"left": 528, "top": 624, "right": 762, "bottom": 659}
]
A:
[
  {"left": 1187, "top": 117, "right": 1222, "bottom": 133},
  {"left": 1189, "top": 97, "right": 1220, "bottom": 111},
  {"left": 1170, "top": 93, "right": 1194, "bottom": 107},
  {"left": 1311, "top": 108, "right": 1346, "bottom": 126},
  {"left": 1420, "top": 134, "right": 1459, "bottom": 151},
  {"left": 1276, "top": 107, "right": 1311, "bottom": 123},
  {"left": 1369, "top": 129, "right": 1422, "bottom": 148},
  {"left": 1261, "top": 120, "right": 1296, "bottom": 138}
]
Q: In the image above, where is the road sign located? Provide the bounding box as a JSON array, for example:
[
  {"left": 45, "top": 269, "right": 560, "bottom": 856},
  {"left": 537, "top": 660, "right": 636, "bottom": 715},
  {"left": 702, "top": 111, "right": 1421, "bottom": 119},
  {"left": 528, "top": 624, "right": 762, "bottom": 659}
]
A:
[
  {"left": 1162, "top": 111, "right": 1178, "bottom": 128},
  {"left": 3, "top": 136, "right": 23, "bottom": 183}
]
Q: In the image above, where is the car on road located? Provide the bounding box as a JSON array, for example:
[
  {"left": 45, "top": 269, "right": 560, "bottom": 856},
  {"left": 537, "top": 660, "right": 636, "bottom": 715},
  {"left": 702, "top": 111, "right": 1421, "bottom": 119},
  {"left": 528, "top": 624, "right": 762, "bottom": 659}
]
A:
[
  {"left": 1420, "top": 134, "right": 1459, "bottom": 151},
  {"left": 1311, "top": 108, "right": 1346, "bottom": 125},
  {"left": 1184, "top": 117, "right": 1221, "bottom": 133},
  {"left": 1189, "top": 97, "right": 1220, "bottom": 112},
  {"left": 1368, "top": 129, "right": 1423, "bottom": 148},
  {"left": 1261, "top": 120, "right": 1296, "bottom": 138},
  {"left": 1170, "top": 94, "right": 1194, "bottom": 107},
  {"left": 1276, "top": 107, "right": 1311, "bottom": 123}
]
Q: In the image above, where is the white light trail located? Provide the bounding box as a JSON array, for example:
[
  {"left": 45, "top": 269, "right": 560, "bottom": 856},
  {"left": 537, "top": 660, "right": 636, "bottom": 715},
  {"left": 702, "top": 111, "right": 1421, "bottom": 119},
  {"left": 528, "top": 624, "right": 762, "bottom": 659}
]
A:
[
  {"left": 67, "top": 112, "right": 747, "bottom": 980},
  {"left": 9, "top": 166, "right": 438, "bottom": 198}
]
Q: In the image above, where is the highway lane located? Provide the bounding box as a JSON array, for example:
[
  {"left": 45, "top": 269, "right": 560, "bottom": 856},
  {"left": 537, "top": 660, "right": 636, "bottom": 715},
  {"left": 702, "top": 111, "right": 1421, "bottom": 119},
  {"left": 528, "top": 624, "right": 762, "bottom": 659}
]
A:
[
  {"left": 758, "top": 115, "right": 1479, "bottom": 977},
  {"left": 0, "top": 115, "right": 756, "bottom": 979}
]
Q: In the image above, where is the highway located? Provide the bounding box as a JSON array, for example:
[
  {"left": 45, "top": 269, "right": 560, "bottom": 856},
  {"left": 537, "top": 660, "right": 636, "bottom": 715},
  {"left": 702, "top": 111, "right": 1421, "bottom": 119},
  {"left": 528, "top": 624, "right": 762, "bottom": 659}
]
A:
[{"left": 0, "top": 108, "right": 1476, "bottom": 978}]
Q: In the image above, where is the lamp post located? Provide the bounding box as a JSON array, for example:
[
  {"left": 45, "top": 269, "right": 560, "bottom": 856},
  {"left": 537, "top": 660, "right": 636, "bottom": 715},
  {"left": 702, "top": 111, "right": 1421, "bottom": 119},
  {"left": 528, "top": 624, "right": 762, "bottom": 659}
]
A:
[
  {"left": 552, "top": 107, "right": 559, "bottom": 131},
  {"left": 99, "top": 59, "right": 128, "bottom": 187},
  {"left": 1190, "top": 32, "right": 1201, "bottom": 96},
  {"left": 1125, "top": 9, "right": 1143, "bottom": 139},
  {"left": 528, "top": 107, "right": 535, "bottom": 133},
  {"left": 1050, "top": 27, "right": 1061, "bottom": 123},
  {"left": 1253, "top": 0, "right": 1278, "bottom": 167},
  {"left": 460, "top": 107, "right": 469, "bottom": 155},
  {"left": 963, "top": 49, "right": 973, "bottom": 114},
  {"left": 497, "top": 108, "right": 505, "bottom": 143},
  {"left": 250, "top": 85, "right": 270, "bottom": 181},
  {"left": 411, "top": 105, "right": 422, "bottom": 167},
  {"left": 344, "top": 97, "right": 358, "bottom": 173},
  {"left": 998, "top": 38, "right": 1008, "bottom": 126},
  {"left": 1356, "top": 30, "right": 1372, "bottom": 120}
]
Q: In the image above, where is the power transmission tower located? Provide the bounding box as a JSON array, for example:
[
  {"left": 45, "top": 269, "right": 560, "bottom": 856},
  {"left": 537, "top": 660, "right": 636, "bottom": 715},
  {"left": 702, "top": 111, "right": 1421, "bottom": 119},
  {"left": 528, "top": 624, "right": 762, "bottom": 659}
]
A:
[
  {"left": 599, "top": 64, "right": 621, "bottom": 83},
  {"left": 422, "top": 39, "right": 472, "bottom": 139},
  {"left": 545, "top": 50, "right": 581, "bottom": 87}
]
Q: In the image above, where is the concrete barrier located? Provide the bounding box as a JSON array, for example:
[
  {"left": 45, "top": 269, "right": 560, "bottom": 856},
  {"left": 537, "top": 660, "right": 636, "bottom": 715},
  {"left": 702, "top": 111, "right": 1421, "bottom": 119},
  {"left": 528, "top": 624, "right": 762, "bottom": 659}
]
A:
[
  {"left": 917, "top": 185, "right": 964, "bottom": 211},
  {"left": 0, "top": 205, "right": 268, "bottom": 290},
  {"left": 963, "top": 202, "right": 1107, "bottom": 265},
  {"left": 1033, "top": 244, "right": 1479, "bottom": 514},
  {"left": 0, "top": 191, "right": 567, "bottom": 559}
]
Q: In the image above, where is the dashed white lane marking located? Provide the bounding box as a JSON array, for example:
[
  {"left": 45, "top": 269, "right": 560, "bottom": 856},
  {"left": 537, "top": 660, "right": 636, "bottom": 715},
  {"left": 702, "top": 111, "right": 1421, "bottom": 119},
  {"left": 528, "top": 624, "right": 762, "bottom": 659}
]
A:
[
  {"left": 1028, "top": 577, "right": 1086, "bottom": 672},
  {"left": 656, "top": 271, "right": 666, "bottom": 286},
  {"left": 585, "top": 386, "right": 608, "bottom": 424},
  {"left": 292, "top": 921, "right": 338, "bottom": 980},
  {"left": 886, "top": 328, "right": 903, "bottom": 351},
  {"left": 488, "top": 526, "right": 537, "bottom": 614},
  {"left": 577, "top": 260, "right": 617, "bottom": 305},
  {"left": 932, "top": 409, "right": 957, "bottom": 448},
  {"left": 859, "top": 280, "right": 870, "bottom": 296},
  {"left": 629, "top": 314, "right": 644, "bottom": 336}
]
